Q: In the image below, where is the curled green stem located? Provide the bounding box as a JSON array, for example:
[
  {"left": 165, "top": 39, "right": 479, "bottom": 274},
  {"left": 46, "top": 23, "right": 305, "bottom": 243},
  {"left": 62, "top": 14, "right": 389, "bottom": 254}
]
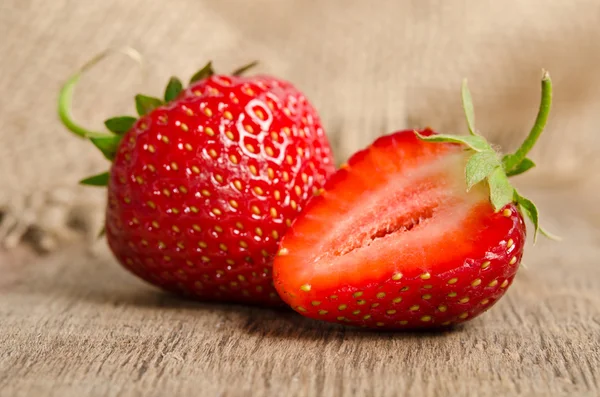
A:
[
  {"left": 58, "top": 47, "right": 144, "bottom": 139},
  {"left": 502, "top": 70, "right": 552, "bottom": 172}
]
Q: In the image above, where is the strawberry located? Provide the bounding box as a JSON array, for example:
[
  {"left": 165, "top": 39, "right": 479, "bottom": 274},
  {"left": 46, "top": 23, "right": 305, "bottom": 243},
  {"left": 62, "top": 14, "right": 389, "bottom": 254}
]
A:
[
  {"left": 58, "top": 54, "right": 335, "bottom": 305},
  {"left": 273, "top": 71, "right": 557, "bottom": 328}
]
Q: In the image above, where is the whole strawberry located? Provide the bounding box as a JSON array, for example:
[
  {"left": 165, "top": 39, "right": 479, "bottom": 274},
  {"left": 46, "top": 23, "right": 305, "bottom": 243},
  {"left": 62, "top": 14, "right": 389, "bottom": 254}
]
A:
[
  {"left": 273, "top": 72, "right": 556, "bottom": 328},
  {"left": 59, "top": 58, "right": 335, "bottom": 305}
]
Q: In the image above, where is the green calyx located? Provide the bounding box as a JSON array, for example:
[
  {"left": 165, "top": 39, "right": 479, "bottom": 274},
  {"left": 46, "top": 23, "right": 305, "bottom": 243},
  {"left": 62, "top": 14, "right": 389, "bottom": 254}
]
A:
[
  {"left": 415, "top": 70, "right": 557, "bottom": 242},
  {"left": 57, "top": 49, "right": 258, "bottom": 187}
]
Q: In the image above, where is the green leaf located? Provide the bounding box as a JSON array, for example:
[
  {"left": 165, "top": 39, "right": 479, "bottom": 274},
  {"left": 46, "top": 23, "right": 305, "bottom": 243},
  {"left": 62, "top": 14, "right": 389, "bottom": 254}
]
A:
[
  {"left": 414, "top": 131, "right": 492, "bottom": 152},
  {"left": 97, "top": 226, "right": 106, "bottom": 238},
  {"left": 91, "top": 135, "right": 121, "bottom": 160},
  {"left": 505, "top": 157, "right": 536, "bottom": 177},
  {"left": 461, "top": 79, "right": 477, "bottom": 136},
  {"left": 465, "top": 150, "right": 500, "bottom": 190},
  {"left": 189, "top": 61, "right": 215, "bottom": 84},
  {"left": 135, "top": 94, "right": 163, "bottom": 116},
  {"left": 513, "top": 190, "right": 539, "bottom": 242},
  {"left": 232, "top": 61, "right": 259, "bottom": 76},
  {"left": 104, "top": 116, "right": 136, "bottom": 134},
  {"left": 80, "top": 171, "right": 110, "bottom": 186},
  {"left": 164, "top": 77, "right": 183, "bottom": 102},
  {"left": 514, "top": 190, "right": 561, "bottom": 242},
  {"left": 487, "top": 167, "right": 514, "bottom": 211}
]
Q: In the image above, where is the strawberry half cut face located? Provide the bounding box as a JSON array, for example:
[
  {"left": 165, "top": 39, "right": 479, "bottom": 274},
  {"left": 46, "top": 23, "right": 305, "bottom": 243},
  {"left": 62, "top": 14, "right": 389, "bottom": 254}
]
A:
[{"left": 274, "top": 129, "right": 526, "bottom": 329}]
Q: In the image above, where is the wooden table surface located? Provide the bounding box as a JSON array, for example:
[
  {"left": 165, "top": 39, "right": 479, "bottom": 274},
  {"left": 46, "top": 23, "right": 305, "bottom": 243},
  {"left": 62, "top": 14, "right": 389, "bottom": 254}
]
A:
[{"left": 1, "top": 191, "right": 599, "bottom": 397}]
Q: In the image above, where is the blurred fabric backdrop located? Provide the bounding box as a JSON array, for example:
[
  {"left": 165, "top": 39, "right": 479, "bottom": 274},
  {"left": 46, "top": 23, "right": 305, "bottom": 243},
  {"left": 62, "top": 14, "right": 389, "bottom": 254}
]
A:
[{"left": 1, "top": 0, "right": 599, "bottom": 250}]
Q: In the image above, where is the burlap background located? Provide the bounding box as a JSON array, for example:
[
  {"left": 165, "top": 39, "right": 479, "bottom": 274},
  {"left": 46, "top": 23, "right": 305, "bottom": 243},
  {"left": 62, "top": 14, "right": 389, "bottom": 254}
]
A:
[
  {"left": 1, "top": 2, "right": 600, "bottom": 396},
  {"left": 1, "top": 0, "right": 599, "bottom": 250}
]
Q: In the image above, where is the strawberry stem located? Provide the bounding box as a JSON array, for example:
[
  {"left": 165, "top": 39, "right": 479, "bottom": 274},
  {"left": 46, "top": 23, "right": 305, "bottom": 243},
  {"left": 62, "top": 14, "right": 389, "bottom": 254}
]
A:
[
  {"left": 502, "top": 70, "right": 552, "bottom": 173},
  {"left": 57, "top": 47, "right": 144, "bottom": 139},
  {"left": 58, "top": 72, "right": 107, "bottom": 139}
]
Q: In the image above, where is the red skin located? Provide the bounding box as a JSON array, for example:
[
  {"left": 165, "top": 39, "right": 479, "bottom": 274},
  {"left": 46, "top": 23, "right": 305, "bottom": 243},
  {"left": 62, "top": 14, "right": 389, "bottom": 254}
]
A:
[
  {"left": 273, "top": 129, "right": 525, "bottom": 329},
  {"left": 105, "top": 75, "right": 335, "bottom": 305}
]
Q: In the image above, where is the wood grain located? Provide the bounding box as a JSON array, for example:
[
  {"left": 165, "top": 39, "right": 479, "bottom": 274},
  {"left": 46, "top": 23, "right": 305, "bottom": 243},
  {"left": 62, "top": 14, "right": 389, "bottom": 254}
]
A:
[{"left": 1, "top": 191, "right": 599, "bottom": 397}]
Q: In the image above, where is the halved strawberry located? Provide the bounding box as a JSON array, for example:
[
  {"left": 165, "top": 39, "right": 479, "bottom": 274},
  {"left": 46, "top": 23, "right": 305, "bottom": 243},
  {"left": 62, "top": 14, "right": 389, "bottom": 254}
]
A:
[{"left": 273, "top": 71, "right": 556, "bottom": 329}]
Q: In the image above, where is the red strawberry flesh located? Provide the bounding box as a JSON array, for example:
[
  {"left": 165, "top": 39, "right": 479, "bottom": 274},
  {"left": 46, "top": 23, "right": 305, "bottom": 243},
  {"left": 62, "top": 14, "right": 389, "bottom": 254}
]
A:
[{"left": 274, "top": 129, "right": 525, "bottom": 328}]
